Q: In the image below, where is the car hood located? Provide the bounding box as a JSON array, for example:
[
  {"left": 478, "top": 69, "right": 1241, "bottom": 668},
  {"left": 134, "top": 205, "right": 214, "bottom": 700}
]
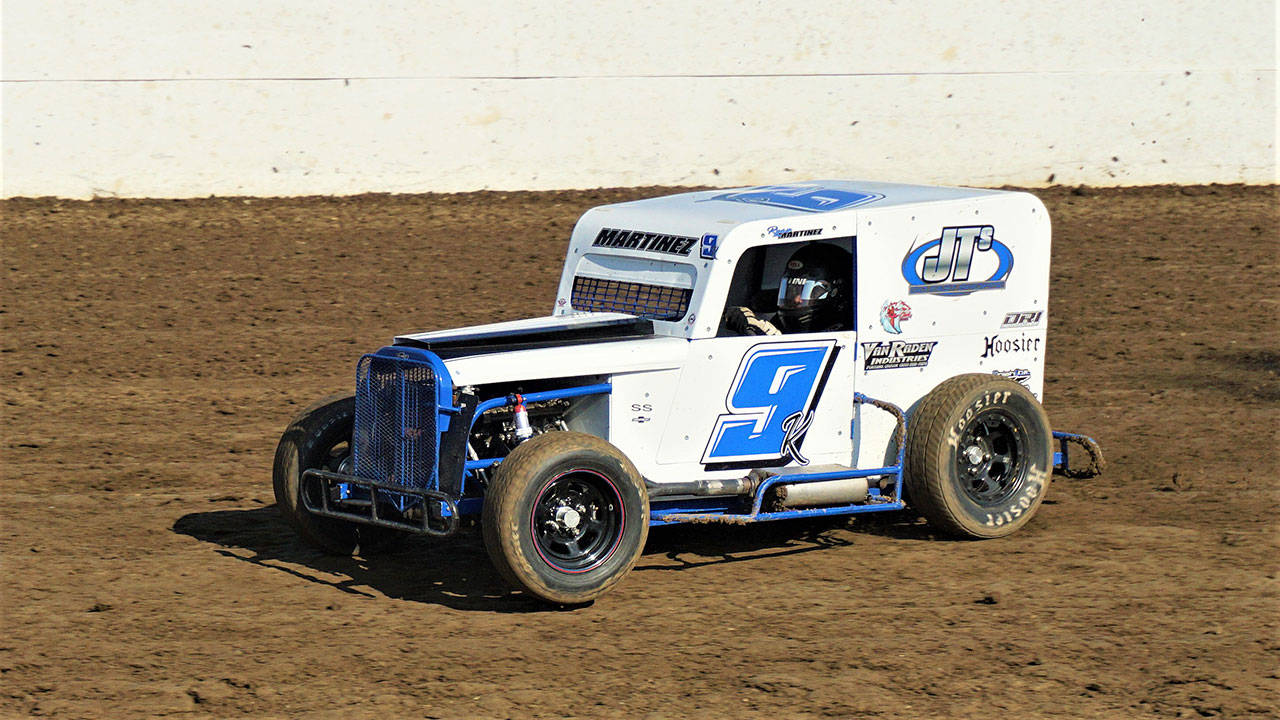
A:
[
  {"left": 439, "top": 335, "right": 688, "bottom": 385},
  {"left": 393, "top": 313, "right": 689, "bottom": 385}
]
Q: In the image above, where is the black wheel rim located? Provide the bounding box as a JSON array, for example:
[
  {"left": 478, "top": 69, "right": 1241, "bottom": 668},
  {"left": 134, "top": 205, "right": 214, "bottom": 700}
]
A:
[
  {"left": 530, "top": 469, "right": 624, "bottom": 574},
  {"left": 955, "top": 409, "right": 1027, "bottom": 507},
  {"left": 301, "top": 438, "right": 352, "bottom": 508}
]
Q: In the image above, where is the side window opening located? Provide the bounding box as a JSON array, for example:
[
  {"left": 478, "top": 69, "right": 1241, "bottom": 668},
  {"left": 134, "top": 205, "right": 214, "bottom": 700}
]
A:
[{"left": 720, "top": 237, "right": 856, "bottom": 336}]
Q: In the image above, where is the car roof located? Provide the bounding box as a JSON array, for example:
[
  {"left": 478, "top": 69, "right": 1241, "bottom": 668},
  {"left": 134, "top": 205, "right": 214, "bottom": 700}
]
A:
[{"left": 585, "top": 180, "right": 1011, "bottom": 230}]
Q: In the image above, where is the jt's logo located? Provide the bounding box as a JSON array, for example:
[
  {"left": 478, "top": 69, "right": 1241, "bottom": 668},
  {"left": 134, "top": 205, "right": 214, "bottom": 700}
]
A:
[
  {"left": 902, "top": 225, "right": 1014, "bottom": 296},
  {"left": 703, "top": 341, "right": 836, "bottom": 466}
]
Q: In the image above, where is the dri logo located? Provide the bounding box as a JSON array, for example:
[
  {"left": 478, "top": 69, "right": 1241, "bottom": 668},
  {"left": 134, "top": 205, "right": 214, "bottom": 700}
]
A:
[
  {"left": 1001, "top": 310, "right": 1042, "bottom": 328},
  {"left": 901, "top": 225, "right": 1014, "bottom": 296},
  {"left": 703, "top": 340, "right": 836, "bottom": 466}
]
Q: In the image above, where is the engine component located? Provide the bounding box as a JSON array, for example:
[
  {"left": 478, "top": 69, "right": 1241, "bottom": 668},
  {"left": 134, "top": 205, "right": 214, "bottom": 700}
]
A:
[{"left": 511, "top": 394, "right": 534, "bottom": 441}]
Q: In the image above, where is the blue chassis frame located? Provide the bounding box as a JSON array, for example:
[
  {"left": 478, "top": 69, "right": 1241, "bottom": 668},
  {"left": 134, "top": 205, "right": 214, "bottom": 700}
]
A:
[
  {"left": 307, "top": 345, "right": 1099, "bottom": 534},
  {"left": 463, "top": 389, "right": 910, "bottom": 526}
]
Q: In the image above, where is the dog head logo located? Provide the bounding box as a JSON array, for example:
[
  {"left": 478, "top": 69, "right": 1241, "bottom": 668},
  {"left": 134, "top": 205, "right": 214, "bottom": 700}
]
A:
[{"left": 880, "top": 300, "right": 912, "bottom": 334}]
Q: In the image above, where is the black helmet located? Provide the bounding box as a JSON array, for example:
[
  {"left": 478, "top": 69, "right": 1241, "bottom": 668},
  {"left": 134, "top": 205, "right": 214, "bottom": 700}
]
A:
[{"left": 776, "top": 243, "right": 852, "bottom": 333}]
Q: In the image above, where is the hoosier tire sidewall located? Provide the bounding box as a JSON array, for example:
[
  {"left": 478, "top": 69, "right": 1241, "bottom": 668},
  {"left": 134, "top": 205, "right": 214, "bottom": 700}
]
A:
[
  {"left": 907, "top": 375, "right": 1053, "bottom": 539},
  {"left": 482, "top": 432, "right": 649, "bottom": 605}
]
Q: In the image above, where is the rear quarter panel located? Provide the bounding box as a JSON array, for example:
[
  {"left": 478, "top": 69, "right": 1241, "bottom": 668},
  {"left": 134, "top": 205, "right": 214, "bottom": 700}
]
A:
[{"left": 853, "top": 192, "right": 1051, "bottom": 466}]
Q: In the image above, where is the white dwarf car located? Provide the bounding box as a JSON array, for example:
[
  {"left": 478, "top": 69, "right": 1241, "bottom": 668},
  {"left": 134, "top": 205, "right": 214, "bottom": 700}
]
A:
[{"left": 274, "top": 181, "right": 1103, "bottom": 605}]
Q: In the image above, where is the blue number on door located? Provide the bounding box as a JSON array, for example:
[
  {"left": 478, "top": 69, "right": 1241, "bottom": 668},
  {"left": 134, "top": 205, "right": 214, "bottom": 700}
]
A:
[{"left": 702, "top": 340, "right": 836, "bottom": 465}]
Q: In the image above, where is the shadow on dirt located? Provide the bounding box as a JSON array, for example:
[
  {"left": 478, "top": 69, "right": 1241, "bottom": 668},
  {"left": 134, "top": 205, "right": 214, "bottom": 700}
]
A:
[
  {"left": 637, "top": 513, "right": 936, "bottom": 571},
  {"left": 173, "top": 505, "right": 937, "bottom": 611},
  {"left": 173, "top": 506, "right": 533, "bottom": 612}
]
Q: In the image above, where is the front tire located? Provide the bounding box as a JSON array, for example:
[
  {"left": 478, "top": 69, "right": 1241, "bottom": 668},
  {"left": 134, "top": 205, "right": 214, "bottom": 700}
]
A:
[
  {"left": 482, "top": 432, "right": 649, "bottom": 605},
  {"left": 272, "top": 394, "right": 402, "bottom": 555},
  {"left": 905, "top": 374, "right": 1053, "bottom": 538}
]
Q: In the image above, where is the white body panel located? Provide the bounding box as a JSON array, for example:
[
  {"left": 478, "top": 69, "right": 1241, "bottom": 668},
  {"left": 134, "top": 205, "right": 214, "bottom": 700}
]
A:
[
  {"left": 394, "top": 181, "right": 1054, "bottom": 487},
  {"left": 849, "top": 192, "right": 1050, "bottom": 469},
  {"left": 654, "top": 333, "right": 855, "bottom": 478}
]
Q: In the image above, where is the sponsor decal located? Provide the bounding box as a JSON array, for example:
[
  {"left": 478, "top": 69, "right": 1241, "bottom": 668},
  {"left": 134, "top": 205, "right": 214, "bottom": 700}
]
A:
[
  {"left": 708, "top": 184, "right": 884, "bottom": 213},
  {"left": 901, "top": 225, "right": 1014, "bottom": 296},
  {"left": 1001, "top": 310, "right": 1042, "bottom": 328},
  {"left": 767, "top": 225, "right": 823, "bottom": 239},
  {"left": 879, "top": 300, "right": 912, "bottom": 334},
  {"left": 703, "top": 340, "right": 837, "bottom": 466},
  {"left": 699, "top": 233, "right": 719, "bottom": 259},
  {"left": 629, "top": 403, "right": 654, "bottom": 424},
  {"left": 592, "top": 227, "right": 698, "bottom": 257},
  {"left": 981, "top": 333, "right": 1042, "bottom": 359},
  {"left": 992, "top": 368, "right": 1032, "bottom": 387},
  {"left": 861, "top": 340, "right": 937, "bottom": 370}
]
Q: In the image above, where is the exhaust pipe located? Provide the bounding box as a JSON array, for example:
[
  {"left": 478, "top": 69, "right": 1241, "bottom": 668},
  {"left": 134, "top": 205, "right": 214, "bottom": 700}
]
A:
[
  {"left": 645, "top": 476, "right": 758, "bottom": 498},
  {"left": 775, "top": 477, "right": 868, "bottom": 507}
]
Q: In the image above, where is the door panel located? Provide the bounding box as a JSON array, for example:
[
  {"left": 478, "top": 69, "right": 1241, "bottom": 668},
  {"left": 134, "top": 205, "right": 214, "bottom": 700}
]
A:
[{"left": 656, "top": 332, "right": 857, "bottom": 474}]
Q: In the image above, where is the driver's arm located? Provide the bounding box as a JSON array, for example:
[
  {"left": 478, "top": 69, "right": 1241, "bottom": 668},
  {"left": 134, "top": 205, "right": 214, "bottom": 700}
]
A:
[{"left": 722, "top": 306, "right": 781, "bottom": 336}]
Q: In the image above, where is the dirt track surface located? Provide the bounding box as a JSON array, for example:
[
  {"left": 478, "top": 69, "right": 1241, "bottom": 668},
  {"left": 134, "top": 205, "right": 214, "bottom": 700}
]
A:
[{"left": 2, "top": 185, "right": 1277, "bottom": 718}]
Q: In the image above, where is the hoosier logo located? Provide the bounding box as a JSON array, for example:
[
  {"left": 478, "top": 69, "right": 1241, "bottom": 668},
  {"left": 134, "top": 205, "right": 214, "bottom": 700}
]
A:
[{"left": 981, "top": 334, "right": 1043, "bottom": 359}]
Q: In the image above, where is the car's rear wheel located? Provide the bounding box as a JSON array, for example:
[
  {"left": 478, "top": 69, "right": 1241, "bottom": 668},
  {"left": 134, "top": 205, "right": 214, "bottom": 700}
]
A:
[{"left": 905, "top": 374, "right": 1053, "bottom": 538}]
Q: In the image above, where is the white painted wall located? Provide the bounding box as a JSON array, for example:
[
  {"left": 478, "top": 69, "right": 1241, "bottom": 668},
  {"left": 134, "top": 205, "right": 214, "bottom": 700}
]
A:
[{"left": 2, "top": 1, "right": 1276, "bottom": 198}]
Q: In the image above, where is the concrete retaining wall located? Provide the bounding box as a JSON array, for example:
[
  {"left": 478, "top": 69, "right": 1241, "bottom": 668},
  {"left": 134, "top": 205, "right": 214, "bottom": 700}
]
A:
[{"left": 3, "top": 1, "right": 1275, "bottom": 197}]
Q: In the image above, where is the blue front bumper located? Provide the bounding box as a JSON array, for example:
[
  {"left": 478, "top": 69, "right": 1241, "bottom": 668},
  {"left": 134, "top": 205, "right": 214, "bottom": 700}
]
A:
[{"left": 302, "top": 345, "right": 464, "bottom": 535}]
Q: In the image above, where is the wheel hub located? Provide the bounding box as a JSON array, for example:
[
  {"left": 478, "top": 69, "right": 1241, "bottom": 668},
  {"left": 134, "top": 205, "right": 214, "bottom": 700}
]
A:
[
  {"left": 955, "top": 410, "right": 1027, "bottom": 507},
  {"left": 532, "top": 470, "right": 624, "bottom": 573},
  {"left": 964, "top": 444, "right": 987, "bottom": 466},
  {"left": 555, "top": 506, "right": 582, "bottom": 531}
]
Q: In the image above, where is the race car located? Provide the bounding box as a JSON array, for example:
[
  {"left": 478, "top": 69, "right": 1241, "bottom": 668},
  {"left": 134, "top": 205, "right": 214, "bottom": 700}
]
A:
[{"left": 273, "top": 181, "right": 1104, "bottom": 605}]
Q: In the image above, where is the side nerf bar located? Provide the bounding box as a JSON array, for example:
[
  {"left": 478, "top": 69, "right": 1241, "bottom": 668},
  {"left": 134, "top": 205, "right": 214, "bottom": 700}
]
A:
[
  {"left": 650, "top": 392, "right": 907, "bottom": 525},
  {"left": 1052, "top": 431, "right": 1106, "bottom": 478},
  {"left": 303, "top": 385, "right": 1101, "bottom": 535}
]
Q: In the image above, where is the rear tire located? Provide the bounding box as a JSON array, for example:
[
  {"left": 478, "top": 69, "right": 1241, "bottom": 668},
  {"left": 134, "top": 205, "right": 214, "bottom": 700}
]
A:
[
  {"left": 272, "top": 394, "right": 403, "bottom": 555},
  {"left": 482, "top": 432, "right": 648, "bottom": 605},
  {"left": 905, "top": 374, "right": 1052, "bottom": 538}
]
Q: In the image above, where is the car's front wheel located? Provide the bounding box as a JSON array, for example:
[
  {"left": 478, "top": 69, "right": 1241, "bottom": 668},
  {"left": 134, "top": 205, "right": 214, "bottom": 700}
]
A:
[
  {"left": 481, "top": 432, "right": 649, "bottom": 605},
  {"left": 272, "top": 394, "right": 403, "bottom": 555}
]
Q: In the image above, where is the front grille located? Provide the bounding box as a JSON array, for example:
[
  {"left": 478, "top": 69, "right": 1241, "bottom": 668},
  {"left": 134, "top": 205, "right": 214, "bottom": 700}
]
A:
[
  {"left": 571, "top": 276, "right": 692, "bottom": 321},
  {"left": 352, "top": 353, "right": 439, "bottom": 490}
]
